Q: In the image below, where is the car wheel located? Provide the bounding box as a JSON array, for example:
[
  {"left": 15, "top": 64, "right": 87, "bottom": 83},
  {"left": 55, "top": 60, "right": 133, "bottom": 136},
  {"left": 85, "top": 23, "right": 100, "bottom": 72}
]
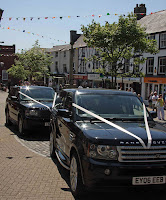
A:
[
  {"left": 5, "top": 109, "right": 12, "bottom": 126},
  {"left": 50, "top": 129, "right": 56, "bottom": 158},
  {"left": 18, "top": 116, "right": 24, "bottom": 136},
  {"left": 70, "top": 152, "right": 84, "bottom": 198}
]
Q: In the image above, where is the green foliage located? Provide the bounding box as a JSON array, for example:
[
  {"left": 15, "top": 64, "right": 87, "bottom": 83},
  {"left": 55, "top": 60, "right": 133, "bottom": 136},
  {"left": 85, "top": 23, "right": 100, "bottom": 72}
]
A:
[
  {"left": 81, "top": 13, "right": 159, "bottom": 86},
  {"left": 7, "top": 60, "right": 28, "bottom": 80},
  {"left": 7, "top": 40, "right": 52, "bottom": 82}
]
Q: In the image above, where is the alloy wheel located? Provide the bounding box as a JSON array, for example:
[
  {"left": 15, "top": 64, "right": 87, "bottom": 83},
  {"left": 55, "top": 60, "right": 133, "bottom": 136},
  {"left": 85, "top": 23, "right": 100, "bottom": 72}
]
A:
[{"left": 70, "top": 156, "right": 78, "bottom": 192}]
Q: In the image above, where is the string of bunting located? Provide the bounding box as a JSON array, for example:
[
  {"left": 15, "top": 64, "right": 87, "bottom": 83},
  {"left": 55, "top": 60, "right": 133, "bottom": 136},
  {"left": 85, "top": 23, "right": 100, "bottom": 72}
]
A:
[
  {"left": 0, "top": 13, "right": 120, "bottom": 21},
  {"left": 0, "top": 26, "right": 68, "bottom": 44},
  {"left": 0, "top": 12, "right": 153, "bottom": 21}
]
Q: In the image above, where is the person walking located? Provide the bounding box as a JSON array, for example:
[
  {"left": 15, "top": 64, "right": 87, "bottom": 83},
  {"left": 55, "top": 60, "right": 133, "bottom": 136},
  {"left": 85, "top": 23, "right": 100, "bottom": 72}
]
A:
[
  {"left": 152, "top": 91, "right": 159, "bottom": 111},
  {"left": 156, "top": 94, "right": 165, "bottom": 120},
  {"left": 148, "top": 92, "right": 153, "bottom": 108}
]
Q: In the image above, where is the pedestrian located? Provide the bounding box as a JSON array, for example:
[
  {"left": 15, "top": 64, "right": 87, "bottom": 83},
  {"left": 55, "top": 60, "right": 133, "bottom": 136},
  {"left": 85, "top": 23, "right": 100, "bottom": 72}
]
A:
[
  {"left": 156, "top": 94, "right": 165, "bottom": 120},
  {"left": 148, "top": 92, "right": 153, "bottom": 108},
  {"left": 152, "top": 91, "right": 159, "bottom": 111},
  {"left": 138, "top": 94, "right": 143, "bottom": 103}
]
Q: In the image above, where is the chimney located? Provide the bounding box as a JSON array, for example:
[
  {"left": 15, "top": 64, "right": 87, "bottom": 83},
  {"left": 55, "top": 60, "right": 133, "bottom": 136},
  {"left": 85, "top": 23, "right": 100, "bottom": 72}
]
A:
[
  {"left": 70, "top": 30, "right": 81, "bottom": 44},
  {"left": 134, "top": 4, "right": 146, "bottom": 20}
]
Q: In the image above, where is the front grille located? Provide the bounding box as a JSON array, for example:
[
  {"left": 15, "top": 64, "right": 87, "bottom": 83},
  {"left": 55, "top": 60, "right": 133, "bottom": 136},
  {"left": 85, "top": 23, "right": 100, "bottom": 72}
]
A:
[{"left": 117, "top": 146, "right": 166, "bottom": 162}]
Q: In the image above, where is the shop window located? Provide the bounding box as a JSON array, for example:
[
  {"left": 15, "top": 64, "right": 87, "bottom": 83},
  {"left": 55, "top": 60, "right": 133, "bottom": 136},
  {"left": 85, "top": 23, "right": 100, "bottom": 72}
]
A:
[{"left": 147, "top": 58, "right": 154, "bottom": 74}]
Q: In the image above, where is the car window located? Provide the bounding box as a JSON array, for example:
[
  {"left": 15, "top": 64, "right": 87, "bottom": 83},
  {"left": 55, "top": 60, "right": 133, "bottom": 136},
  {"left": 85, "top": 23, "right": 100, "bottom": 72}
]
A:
[
  {"left": 20, "top": 87, "right": 55, "bottom": 101},
  {"left": 64, "top": 93, "right": 73, "bottom": 111},
  {"left": 75, "top": 94, "right": 148, "bottom": 119}
]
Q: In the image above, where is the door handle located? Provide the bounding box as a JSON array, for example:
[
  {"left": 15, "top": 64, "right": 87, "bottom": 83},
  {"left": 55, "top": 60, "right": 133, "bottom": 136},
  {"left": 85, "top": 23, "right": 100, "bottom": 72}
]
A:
[{"left": 69, "top": 132, "right": 76, "bottom": 141}]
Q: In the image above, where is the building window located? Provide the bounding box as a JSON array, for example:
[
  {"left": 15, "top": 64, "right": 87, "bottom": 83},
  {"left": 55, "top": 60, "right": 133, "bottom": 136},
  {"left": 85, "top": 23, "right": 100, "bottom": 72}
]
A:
[
  {"left": 124, "top": 59, "right": 130, "bottom": 72},
  {"left": 158, "top": 57, "right": 166, "bottom": 74},
  {"left": 147, "top": 58, "right": 154, "bottom": 74},
  {"left": 160, "top": 33, "right": 166, "bottom": 48},
  {"left": 64, "top": 51, "right": 66, "bottom": 57},
  {"left": 148, "top": 34, "right": 155, "bottom": 40},
  {"left": 82, "top": 48, "right": 85, "bottom": 57},
  {"left": 55, "top": 52, "right": 58, "bottom": 57},
  {"left": 2, "top": 70, "right": 8, "bottom": 80},
  {"left": 55, "top": 61, "right": 58, "bottom": 73},
  {"left": 63, "top": 64, "right": 67, "bottom": 73}
]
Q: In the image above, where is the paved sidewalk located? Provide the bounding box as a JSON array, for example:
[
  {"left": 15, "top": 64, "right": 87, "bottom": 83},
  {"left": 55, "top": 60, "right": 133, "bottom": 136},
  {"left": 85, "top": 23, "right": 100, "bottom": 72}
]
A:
[
  {"left": 0, "top": 91, "right": 74, "bottom": 200},
  {"left": 147, "top": 107, "right": 166, "bottom": 128}
]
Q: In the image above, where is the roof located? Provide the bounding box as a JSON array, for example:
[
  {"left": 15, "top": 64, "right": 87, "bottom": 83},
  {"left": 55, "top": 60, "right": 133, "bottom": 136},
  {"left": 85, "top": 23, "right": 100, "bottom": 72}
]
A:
[
  {"left": 138, "top": 9, "right": 166, "bottom": 34},
  {"left": 73, "top": 35, "right": 87, "bottom": 48},
  {"left": 45, "top": 44, "right": 71, "bottom": 53},
  {"left": 63, "top": 88, "right": 135, "bottom": 96},
  {"left": 46, "top": 34, "right": 87, "bottom": 53}
]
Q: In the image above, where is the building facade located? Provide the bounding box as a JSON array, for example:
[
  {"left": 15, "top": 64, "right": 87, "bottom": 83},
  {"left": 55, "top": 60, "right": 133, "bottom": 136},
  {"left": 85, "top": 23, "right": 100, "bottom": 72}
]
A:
[
  {"left": 139, "top": 10, "right": 166, "bottom": 100},
  {"left": 0, "top": 44, "right": 16, "bottom": 84},
  {"left": 47, "top": 6, "right": 166, "bottom": 96}
]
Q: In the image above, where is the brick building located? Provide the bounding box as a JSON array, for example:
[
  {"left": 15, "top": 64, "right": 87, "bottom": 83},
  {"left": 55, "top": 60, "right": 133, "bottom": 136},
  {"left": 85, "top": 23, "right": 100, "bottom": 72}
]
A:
[{"left": 0, "top": 44, "right": 16, "bottom": 84}]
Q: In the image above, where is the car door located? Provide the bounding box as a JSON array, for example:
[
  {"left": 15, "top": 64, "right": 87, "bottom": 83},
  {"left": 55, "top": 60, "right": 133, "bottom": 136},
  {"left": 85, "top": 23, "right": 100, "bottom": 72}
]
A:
[
  {"left": 10, "top": 88, "right": 20, "bottom": 122},
  {"left": 57, "top": 92, "right": 74, "bottom": 159},
  {"left": 7, "top": 87, "right": 18, "bottom": 122}
]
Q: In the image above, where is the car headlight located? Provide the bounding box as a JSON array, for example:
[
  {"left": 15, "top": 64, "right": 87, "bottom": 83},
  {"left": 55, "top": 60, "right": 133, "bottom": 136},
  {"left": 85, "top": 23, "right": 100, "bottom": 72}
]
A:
[
  {"left": 25, "top": 109, "right": 39, "bottom": 117},
  {"left": 88, "top": 144, "right": 118, "bottom": 160}
]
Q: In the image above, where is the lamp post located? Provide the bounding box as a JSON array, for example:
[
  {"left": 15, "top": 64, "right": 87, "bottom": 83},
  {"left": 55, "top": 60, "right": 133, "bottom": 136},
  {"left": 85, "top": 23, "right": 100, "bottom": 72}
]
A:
[
  {"left": 69, "top": 31, "right": 74, "bottom": 86},
  {"left": 0, "top": 8, "right": 4, "bottom": 21}
]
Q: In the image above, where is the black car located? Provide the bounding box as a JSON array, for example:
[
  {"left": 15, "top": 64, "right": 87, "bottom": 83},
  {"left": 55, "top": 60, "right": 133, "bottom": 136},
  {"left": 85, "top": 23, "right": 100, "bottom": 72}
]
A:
[
  {"left": 5, "top": 85, "right": 55, "bottom": 135},
  {"left": 50, "top": 88, "right": 166, "bottom": 197}
]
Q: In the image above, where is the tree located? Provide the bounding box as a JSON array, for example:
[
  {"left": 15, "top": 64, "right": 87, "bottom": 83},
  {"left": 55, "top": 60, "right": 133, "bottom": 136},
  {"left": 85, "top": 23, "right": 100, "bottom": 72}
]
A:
[
  {"left": 7, "top": 40, "right": 52, "bottom": 83},
  {"left": 81, "top": 13, "right": 159, "bottom": 88}
]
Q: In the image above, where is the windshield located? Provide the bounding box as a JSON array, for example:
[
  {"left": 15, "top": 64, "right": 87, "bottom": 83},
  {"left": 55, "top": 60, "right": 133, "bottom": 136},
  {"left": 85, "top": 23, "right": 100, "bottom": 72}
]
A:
[
  {"left": 75, "top": 94, "right": 149, "bottom": 120},
  {"left": 20, "top": 88, "right": 55, "bottom": 101}
]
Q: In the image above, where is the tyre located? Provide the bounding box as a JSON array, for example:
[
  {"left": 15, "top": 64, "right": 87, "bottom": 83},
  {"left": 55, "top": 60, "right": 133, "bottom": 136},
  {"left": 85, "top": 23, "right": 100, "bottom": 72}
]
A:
[
  {"left": 18, "top": 116, "right": 24, "bottom": 136},
  {"left": 70, "top": 152, "right": 84, "bottom": 198},
  {"left": 50, "top": 129, "right": 56, "bottom": 158},
  {"left": 5, "top": 109, "right": 12, "bottom": 126}
]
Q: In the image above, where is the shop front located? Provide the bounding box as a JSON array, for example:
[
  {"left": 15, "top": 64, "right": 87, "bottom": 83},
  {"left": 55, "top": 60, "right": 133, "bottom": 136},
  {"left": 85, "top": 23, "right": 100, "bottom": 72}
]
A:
[
  {"left": 144, "top": 77, "right": 166, "bottom": 101},
  {"left": 116, "top": 77, "right": 141, "bottom": 93}
]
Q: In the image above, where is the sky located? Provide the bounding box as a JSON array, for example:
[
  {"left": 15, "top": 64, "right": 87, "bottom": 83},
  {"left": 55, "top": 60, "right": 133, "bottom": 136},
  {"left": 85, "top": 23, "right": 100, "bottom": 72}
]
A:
[{"left": 0, "top": 0, "right": 165, "bottom": 52}]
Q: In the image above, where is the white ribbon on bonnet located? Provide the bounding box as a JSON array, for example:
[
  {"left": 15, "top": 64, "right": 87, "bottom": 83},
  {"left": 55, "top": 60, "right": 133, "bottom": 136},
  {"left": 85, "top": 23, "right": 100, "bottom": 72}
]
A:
[{"left": 73, "top": 103, "right": 152, "bottom": 149}]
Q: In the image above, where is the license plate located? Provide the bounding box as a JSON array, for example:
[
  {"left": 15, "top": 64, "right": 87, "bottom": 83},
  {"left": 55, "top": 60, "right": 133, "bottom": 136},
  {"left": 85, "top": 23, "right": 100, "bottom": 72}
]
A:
[
  {"left": 45, "top": 122, "right": 50, "bottom": 126},
  {"left": 132, "top": 176, "right": 165, "bottom": 185}
]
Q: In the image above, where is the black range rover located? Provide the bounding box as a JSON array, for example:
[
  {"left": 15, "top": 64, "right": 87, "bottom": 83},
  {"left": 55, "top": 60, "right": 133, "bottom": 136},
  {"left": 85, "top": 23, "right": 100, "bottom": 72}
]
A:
[
  {"left": 50, "top": 88, "right": 166, "bottom": 197},
  {"left": 5, "top": 85, "right": 55, "bottom": 135}
]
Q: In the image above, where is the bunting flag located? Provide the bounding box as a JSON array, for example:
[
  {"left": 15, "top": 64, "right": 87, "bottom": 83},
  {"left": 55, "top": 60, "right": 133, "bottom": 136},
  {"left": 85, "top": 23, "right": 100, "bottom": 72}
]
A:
[
  {"left": 0, "top": 12, "right": 154, "bottom": 21},
  {"left": 0, "top": 26, "right": 68, "bottom": 44}
]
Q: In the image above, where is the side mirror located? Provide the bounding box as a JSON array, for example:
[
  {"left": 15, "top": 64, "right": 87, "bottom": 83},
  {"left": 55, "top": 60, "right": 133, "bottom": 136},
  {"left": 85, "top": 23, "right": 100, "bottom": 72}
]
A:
[
  {"left": 11, "top": 96, "right": 18, "bottom": 101},
  {"left": 58, "top": 109, "right": 71, "bottom": 118},
  {"left": 149, "top": 110, "right": 157, "bottom": 118}
]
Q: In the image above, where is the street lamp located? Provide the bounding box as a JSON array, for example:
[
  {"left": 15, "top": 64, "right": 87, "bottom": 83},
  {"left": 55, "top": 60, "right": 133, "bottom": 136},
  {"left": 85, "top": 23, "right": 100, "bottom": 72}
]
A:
[
  {"left": 69, "top": 31, "right": 74, "bottom": 86},
  {"left": 0, "top": 8, "right": 4, "bottom": 21}
]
